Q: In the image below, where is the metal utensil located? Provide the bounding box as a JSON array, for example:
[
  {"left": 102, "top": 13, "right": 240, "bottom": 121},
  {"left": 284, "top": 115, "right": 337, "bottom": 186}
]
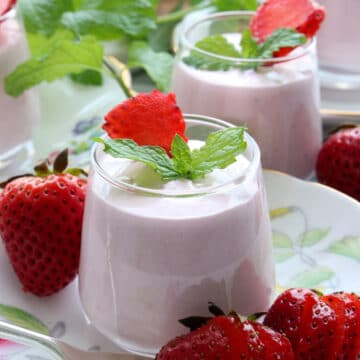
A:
[{"left": 0, "top": 320, "right": 150, "bottom": 360}]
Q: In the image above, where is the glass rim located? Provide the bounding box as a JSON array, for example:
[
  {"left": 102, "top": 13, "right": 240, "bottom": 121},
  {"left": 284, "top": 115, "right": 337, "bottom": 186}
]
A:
[
  {"left": 91, "top": 114, "right": 261, "bottom": 198},
  {"left": 0, "top": 7, "right": 16, "bottom": 22},
  {"left": 180, "top": 10, "right": 314, "bottom": 64}
]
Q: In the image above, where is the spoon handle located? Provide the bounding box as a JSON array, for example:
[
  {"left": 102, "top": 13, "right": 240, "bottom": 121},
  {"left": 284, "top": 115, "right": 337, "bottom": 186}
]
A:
[{"left": 0, "top": 320, "right": 64, "bottom": 359}]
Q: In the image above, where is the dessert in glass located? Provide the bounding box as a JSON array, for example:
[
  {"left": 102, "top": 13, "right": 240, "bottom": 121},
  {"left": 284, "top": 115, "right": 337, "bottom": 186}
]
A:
[
  {"left": 0, "top": 7, "right": 39, "bottom": 172},
  {"left": 317, "top": 0, "right": 360, "bottom": 90},
  {"left": 79, "top": 92, "right": 274, "bottom": 357},
  {"left": 170, "top": 11, "right": 322, "bottom": 179}
]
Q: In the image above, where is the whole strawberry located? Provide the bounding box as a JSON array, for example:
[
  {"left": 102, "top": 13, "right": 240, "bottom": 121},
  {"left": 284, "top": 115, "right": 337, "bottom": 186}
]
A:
[
  {"left": 156, "top": 305, "right": 294, "bottom": 359},
  {"left": 0, "top": 150, "right": 87, "bottom": 297},
  {"left": 316, "top": 125, "right": 360, "bottom": 201},
  {"left": 264, "top": 288, "right": 360, "bottom": 359}
]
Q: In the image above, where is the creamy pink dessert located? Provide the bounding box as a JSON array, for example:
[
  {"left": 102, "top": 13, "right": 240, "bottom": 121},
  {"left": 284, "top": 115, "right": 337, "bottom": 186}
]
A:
[
  {"left": 171, "top": 12, "right": 322, "bottom": 179},
  {"left": 0, "top": 10, "right": 39, "bottom": 164},
  {"left": 317, "top": 0, "right": 360, "bottom": 73},
  {"left": 171, "top": 58, "right": 321, "bottom": 178},
  {"left": 79, "top": 117, "right": 274, "bottom": 356}
]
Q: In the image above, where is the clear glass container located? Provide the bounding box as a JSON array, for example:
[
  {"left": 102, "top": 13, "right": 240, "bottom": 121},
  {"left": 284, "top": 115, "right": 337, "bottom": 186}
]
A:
[
  {"left": 170, "top": 11, "right": 322, "bottom": 179},
  {"left": 0, "top": 8, "right": 39, "bottom": 175},
  {"left": 79, "top": 115, "right": 274, "bottom": 357},
  {"left": 317, "top": 0, "right": 360, "bottom": 90}
]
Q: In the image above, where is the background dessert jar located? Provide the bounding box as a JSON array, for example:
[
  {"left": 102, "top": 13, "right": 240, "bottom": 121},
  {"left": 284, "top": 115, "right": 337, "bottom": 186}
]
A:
[
  {"left": 0, "top": 7, "right": 39, "bottom": 174},
  {"left": 79, "top": 115, "right": 274, "bottom": 357},
  {"left": 316, "top": 0, "right": 360, "bottom": 90},
  {"left": 171, "top": 11, "right": 322, "bottom": 179}
]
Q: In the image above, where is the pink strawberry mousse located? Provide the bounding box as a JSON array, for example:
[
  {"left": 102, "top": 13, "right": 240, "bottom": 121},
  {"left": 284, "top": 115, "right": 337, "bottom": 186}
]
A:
[{"left": 79, "top": 129, "right": 274, "bottom": 356}]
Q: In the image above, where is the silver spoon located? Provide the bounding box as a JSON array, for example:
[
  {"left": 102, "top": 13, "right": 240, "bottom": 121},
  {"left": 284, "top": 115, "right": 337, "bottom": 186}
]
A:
[{"left": 0, "top": 320, "right": 151, "bottom": 360}]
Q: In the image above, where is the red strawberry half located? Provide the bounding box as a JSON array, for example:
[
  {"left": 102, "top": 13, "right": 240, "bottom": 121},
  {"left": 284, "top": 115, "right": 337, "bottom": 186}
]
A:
[
  {"left": 0, "top": 150, "right": 87, "bottom": 297},
  {"left": 316, "top": 125, "right": 360, "bottom": 201},
  {"left": 0, "top": 0, "right": 16, "bottom": 16},
  {"left": 103, "top": 90, "right": 188, "bottom": 155},
  {"left": 250, "top": 0, "right": 326, "bottom": 42}
]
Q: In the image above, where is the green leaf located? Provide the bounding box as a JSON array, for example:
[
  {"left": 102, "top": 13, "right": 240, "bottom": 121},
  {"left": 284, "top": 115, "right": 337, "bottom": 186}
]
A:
[
  {"left": 70, "top": 69, "right": 103, "bottom": 86},
  {"left": 95, "top": 138, "right": 180, "bottom": 181},
  {"left": 19, "top": 0, "right": 73, "bottom": 36},
  {"left": 26, "top": 29, "right": 75, "bottom": 57},
  {"left": 61, "top": 2, "right": 157, "bottom": 40},
  {"left": 239, "top": 29, "right": 259, "bottom": 70},
  {"left": 148, "top": 0, "right": 184, "bottom": 52},
  {"left": 287, "top": 266, "right": 335, "bottom": 288},
  {"left": 183, "top": 35, "right": 241, "bottom": 71},
  {"left": 212, "top": 0, "right": 259, "bottom": 11},
  {"left": 5, "top": 36, "right": 103, "bottom": 97},
  {"left": 193, "top": 35, "right": 241, "bottom": 58},
  {"left": 328, "top": 236, "right": 360, "bottom": 262},
  {"left": 297, "top": 229, "right": 330, "bottom": 247},
  {"left": 191, "top": 127, "right": 247, "bottom": 178},
  {"left": 127, "top": 41, "right": 174, "bottom": 92},
  {"left": 258, "top": 28, "right": 307, "bottom": 58},
  {"left": 171, "top": 134, "right": 192, "bottom": 176},
  {"left": 274, "top": 249, "right": 296, "bottom": 263},
  {"left": 272, "top": 231, "right": 293, "bottom": 248},
  {"left": 0, "top": 304, "right": 49, "bottom": 335}
]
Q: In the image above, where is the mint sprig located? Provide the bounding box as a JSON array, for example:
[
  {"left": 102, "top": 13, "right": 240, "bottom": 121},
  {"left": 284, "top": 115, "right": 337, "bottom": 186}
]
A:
[
  {"left": 183, "top": 28, "right": 307, "bottom": 72},
  {"left": 95, "top": 127, "right": 247, "bottom": 182}
]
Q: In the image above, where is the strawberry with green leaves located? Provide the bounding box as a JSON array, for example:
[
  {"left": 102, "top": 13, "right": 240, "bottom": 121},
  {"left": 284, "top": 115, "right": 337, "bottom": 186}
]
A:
[
  {"left": 156, "top": 304, "right": 294, "bottom": 359},
  {"left": 98, "top": 90, "right": 247, "bottom": 182},
  {"left": 0, "top": 150, "right": 87, "bottom": 297}
]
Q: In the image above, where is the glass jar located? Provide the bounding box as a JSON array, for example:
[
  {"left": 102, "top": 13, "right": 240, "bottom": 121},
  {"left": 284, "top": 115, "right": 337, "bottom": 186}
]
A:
[
  {"left": 79, "top": 115, "right": 274, "bottom": 357},
  {"left": 170, "top": 11, "right": 322, "bottom": 179},
  {"left": 0, "top": 8, "right": 39, "bottom": 174},
  {"left": 317, "top": 0, "right": 360, "bottom": 90}
]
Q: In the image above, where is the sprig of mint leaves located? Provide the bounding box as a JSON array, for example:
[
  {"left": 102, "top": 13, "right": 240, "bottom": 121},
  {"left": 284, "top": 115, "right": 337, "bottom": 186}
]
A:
[
  {"left": 183, "top": 28, "right": 307, "bottom": 71},
  {"left": 5, "top": 0, "right": 260, "bottom": 98},
  {"left": 94, "top": 127, "right": 247, "bottom": 181}
]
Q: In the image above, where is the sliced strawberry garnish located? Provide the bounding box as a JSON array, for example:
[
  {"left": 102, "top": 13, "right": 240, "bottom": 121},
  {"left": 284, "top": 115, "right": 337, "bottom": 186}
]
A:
[
  {"left": 250, "top": 0, "right": 325, "bottom": 43},
  {"left": 103, "top": 90, "right": 188, "bottom": 155},
  {"left": 0, "top": 0, "right": 16, "bottom": 16}
]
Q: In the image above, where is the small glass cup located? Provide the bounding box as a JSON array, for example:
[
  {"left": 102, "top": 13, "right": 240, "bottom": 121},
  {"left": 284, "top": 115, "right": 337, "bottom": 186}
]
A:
[
  {"left": 317, "top": 0, "right": 360, "bottom": 90},
  {"left": 79, "top": 115, "right": 275, "bottom": 357},
  {"left": 0, "top": 8, "right": 39, "bottom": 174},
  {"left": 170, "top": 11, "right": 322, "bottom": 179}
]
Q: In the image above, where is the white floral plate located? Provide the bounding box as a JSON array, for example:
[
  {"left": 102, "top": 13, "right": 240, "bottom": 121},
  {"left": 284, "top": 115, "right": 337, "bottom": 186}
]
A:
[{"left": 0, "top": 169, "right": 359, "bottom": 359}]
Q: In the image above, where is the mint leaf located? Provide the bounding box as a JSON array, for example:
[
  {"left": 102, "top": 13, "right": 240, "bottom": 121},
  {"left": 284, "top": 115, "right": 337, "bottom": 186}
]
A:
[
  {"left": 183, "top": 35, "right": 240, "bottom": 71},
  {"left": 95, "top": 138, "right": 180, "bottom": 181},
  {"left": 5, "top": 36, "right": 103, "bottom": 97},
  {"left": 70, "top": 69, "right": 103, "bottom": 86},
  {"left": 26, "top": 29, "right": 74, "bottom": 57},
  {"left": 18, "top": 0, "right": 73, "bottom": 36},
  {"left": 212, "top": 0, "right": 259, "bottom": 11},
  {"left": 95, "top": 127, "right": 247, "bottom": 182},
  {"left": 191, "top": 127, "right": 247, "bottom": 178},
  {"left": 239, "top": 29, "right": 259, "bottom": 70},
  {"left": 60, "top": 1, "right": 157, "bottom": 40},
  {"left": 171, "top": 134, "right": 192, "bottom": 177},
  {"left": 127, "top": 41, "right": 174, "bottom": 92},
  {"left": 258, "top": 28, "right": 307, "bottom": 58},
  {"left": 194, "top": 35, "right": 241, "bottom": 57}
]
